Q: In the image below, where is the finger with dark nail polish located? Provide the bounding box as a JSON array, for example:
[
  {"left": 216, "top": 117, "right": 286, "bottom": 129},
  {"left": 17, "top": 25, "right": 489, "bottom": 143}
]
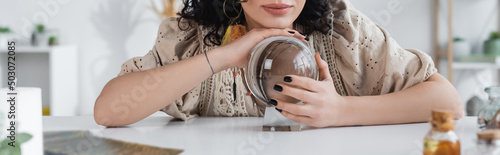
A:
[
  {"left": 284, "top": 76, "right": 292, "bottom": 83},
  {"left": 305, "top": 38, "right": 310, "bottom": 41},
  {"left": 276, "top": 108, "right": 283, "bottom": 113},
  {"left": 274, "top": 85, "right": 283, "bottom": 92},
  {"left": 269, "top": 99, "right": 278, "bottom": 106},
  {"left": 300, "top": 33, "right": 307, "bottom": 37},
  {"left": 288, "top": 31, "right": 295, "bottom": 34}
]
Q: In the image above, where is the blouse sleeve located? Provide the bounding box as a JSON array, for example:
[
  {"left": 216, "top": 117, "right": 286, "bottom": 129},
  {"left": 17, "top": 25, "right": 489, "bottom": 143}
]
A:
[
  {"left": 328, "top": 0, "right": 438, "bottom": 96},
  {"left": 117, "top": 17, "right": 203, "bottom": 121}
]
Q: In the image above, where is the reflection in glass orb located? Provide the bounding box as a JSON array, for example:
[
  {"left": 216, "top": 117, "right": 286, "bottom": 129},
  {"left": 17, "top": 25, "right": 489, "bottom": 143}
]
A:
[{"left": 245, "top": 36, "right": 319, "bottom": 105}]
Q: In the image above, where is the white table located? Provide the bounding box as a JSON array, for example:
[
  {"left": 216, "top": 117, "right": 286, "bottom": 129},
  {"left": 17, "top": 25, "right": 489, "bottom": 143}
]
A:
[{"left": 43, "top": 116, "right": 479, "bottom": 155}]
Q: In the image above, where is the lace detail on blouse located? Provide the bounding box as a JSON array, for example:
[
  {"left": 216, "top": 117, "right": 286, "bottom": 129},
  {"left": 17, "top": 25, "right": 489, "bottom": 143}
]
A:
[{"left": 212, "top": 68, "right": 249, "bottom": 117}]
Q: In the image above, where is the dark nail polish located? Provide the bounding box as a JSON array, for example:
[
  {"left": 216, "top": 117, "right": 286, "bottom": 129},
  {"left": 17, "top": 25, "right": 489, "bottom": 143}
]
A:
[
  {"left": 288, "top": 31, "right": 295, "bottom": 34},
  {"left": 284, "top": 76, "right": 293, "bottom": 83},
  {"left": 274, "top": 85, "right": 283, "bottom": 92},
  {"left": 320, "top": 53, "right": 324, "bottom": 60},
  {"left": 300, "top": 32, "right": 307, "bottom": 37},
  {"left": 269, "top": 99, "right": 278, "bottom": 106},
  {"left": 276, "top": 108, "right": 283, "bottom": 113},
  {"left": 305, "top": 38, "right": 310, "bottom": 41}
]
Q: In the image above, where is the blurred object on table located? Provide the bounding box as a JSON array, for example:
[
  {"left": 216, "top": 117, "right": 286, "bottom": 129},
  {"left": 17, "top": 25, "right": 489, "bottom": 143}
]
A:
[
  {"left": 44, "top": 131, "right": 183, "bottom": 155},
  {"left": 465, "top": 129, "right": 500, "bottom": 155},
  {"left": 467, "top": 96, "right": 485, "bottom": 116},
  {"left": 423, "top": 110, "right": 461, "bottom": 155},
  {"left": 478, "top": 86, "right": 500, "bottom": 130}
]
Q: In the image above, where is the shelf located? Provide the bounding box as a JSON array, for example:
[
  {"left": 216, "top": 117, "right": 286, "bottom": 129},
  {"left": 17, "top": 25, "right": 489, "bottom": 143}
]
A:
[
  {"left": 0, "top": 45, "right": 79, "bottom": 116},
  {"left": 0, "top": 46, "right": 53, "bottom": 53},
  {"left": 452, "top": 62, "right": 500, "bottom": 69}
]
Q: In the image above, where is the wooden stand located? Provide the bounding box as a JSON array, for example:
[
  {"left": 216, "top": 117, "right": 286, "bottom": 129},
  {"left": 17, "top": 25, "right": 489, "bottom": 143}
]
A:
[{"left": 434, "top": 0, "right": 454, "bottom": 83}]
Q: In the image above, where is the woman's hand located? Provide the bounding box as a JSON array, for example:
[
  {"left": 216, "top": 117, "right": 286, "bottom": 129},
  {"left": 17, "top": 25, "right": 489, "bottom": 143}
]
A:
[
  {"left": 218, "top": 28, "right": 308, "bottom": 68},
  {"left": 270, "top": 53, "right": 347, "bottom": 128}
]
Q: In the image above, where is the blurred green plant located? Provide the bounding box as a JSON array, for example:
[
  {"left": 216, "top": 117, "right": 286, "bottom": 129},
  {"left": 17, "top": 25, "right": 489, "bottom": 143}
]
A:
[
  {"left": 453, "top": 37, "right": 464, "bottom": 42},
  {"left": 35, "top": 24, "right": 45, "bottom": 33},
  {"left": 0, "top": 133, "right": 32, "bottom": 155},
  {"left": 490, "top": 31, "right": 500, "bottom": 40},
  {"left": 0, "top": 27, "right": 11, "bottom": 33},
  {"left": 49, "top": 36, "right": 58, "bottom": 45}
]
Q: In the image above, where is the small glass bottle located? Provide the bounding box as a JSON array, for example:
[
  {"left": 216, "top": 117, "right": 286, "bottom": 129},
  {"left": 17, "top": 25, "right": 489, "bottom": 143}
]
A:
[
  {"left": 478, "top": 86, "right": 500, "bottom": 130},
  {"left": 424, "top": 110, "right": 461, "bottom": 155},
  {"left": 465, "top": 130, "right": 500, "bottom": 155}
]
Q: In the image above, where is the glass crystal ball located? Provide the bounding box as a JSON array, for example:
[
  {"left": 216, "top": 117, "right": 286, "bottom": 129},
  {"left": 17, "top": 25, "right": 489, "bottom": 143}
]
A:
[{"left": 245, "top": 36, "right": 319, "bottom": 105}]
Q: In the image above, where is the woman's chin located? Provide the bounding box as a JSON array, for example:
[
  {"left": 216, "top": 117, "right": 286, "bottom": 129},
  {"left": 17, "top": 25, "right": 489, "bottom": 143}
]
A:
[
  {"left": 261, "top": 23, "right": 294, "bottom": 29},
  {"left": 258, "top": 19, "right": 294, "bottom": 29}
]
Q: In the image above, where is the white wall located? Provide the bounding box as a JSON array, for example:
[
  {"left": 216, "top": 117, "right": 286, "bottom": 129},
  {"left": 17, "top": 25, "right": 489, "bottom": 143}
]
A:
[
  {"left": 1, "top": 0, "right": 498, "bottom": 115},
  {"left": 0, "top": 0, "right": 163, "bottom": 115},
  {"left": 351, "top": 0, "right": 434, "bottom": 54}
]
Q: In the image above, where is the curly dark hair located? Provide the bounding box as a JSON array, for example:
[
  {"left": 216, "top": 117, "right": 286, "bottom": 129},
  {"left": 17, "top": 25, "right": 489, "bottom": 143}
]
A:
[{"left": 178, "top": 0, "right": 331, "bottom": 46}]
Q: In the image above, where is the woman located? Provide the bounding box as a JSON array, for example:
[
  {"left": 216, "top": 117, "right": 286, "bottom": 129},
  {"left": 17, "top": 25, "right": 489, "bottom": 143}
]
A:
[{"left": 94, "top": 0, "right": 463, "bottom": 127}]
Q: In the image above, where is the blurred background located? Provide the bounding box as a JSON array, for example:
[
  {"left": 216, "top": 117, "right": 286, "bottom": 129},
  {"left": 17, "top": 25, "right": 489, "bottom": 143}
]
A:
[{"left": 0, "top": 0, "right": 498, "bottom": 117}]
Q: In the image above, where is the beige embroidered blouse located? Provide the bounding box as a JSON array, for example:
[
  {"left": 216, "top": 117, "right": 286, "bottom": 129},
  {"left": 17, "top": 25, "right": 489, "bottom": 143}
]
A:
[{"left": 117, "top": 0, "right": 437, "bottom": 121}]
